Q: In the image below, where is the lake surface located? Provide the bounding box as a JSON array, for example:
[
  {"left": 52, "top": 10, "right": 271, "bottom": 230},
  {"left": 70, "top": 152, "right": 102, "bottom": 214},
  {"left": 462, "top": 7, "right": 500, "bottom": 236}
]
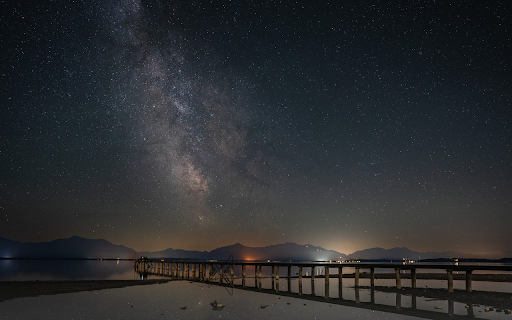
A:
[
  {"left": 1, "top": 260, "right": 511, "bottom": 319},
  {"left": 2, "top": 278, "right": 512, "bottom": 320},
  {"left": 0, "top": 259, "right": 139, "bottom": 281}
]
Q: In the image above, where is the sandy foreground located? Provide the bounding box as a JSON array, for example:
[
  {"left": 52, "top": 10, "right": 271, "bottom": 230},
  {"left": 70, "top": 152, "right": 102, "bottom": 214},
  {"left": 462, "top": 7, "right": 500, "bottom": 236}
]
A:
[{"left": 0, "top": 279, "right": 171, "bottom": 302}]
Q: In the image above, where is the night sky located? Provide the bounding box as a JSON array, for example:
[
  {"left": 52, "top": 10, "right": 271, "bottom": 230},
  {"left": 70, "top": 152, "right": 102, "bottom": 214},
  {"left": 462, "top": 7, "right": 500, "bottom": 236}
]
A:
[{"left": 1, "top": 0, "right": 511, "bottom": 257}]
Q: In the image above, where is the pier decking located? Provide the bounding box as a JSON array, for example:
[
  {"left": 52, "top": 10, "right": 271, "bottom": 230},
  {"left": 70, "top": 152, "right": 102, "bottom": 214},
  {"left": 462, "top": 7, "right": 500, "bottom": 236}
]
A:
[{"left": 134, "top": 260, "right": 512, "bottom": 294}]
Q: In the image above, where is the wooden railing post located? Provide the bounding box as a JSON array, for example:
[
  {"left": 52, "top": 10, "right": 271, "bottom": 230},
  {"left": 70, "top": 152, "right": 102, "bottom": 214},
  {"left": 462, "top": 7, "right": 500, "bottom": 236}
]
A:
[
  {"left": 325, "top": 267, "right": 329, "bottom": 299},
  {"left": 466, "top": 270, "right": 472, "bottom": 292},
  {"left": 338, "top": 266, "right": 343, "bottom": 299},
  {"left": 311, "top": 265, "right": 316, "bottom": 295},
  {"left": 242, "top": 264, "right": 246, "bottom": 288},
  {"left": 395, "top": 268, "right": 402, "bottom": 290},
  {"left": 276, "top": 266, "right": 280, "bottom": 292},
  {"left": 447, "top": 269, "right": 454, "bottom": 293},
  {"left": 287, "top": 266, "right": 291, "bottom": 292},
  {"left": 298, "top": 266, "right": 303, "bottom": 295}
]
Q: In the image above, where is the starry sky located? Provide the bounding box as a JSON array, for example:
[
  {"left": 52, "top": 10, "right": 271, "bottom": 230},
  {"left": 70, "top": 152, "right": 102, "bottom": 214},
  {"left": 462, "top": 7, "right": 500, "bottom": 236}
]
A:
[{"left": 1, "top": 0, "right": 511, "bottom": 257}]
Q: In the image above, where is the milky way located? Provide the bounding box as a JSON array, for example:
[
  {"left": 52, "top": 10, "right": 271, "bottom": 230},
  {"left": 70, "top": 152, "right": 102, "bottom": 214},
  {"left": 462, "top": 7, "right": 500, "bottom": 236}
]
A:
[
  {"left": 102, "top": 0, "right": 275, "bottom": 227},
  {"left": 1, "top": 0, "right": 511, "bottom": 255}
]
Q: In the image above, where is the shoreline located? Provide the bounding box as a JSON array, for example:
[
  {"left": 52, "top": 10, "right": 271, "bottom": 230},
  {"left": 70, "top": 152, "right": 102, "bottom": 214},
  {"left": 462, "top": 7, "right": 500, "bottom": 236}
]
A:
[{"left": 0, "top": 279, "right": 171, "bottom": 303}]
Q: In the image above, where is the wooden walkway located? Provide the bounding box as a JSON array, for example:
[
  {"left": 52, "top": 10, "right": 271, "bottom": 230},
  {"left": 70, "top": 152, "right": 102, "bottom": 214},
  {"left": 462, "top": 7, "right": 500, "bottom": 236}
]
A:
[{"left": 134, "top": 260, "right": 512, "bottom": 293}]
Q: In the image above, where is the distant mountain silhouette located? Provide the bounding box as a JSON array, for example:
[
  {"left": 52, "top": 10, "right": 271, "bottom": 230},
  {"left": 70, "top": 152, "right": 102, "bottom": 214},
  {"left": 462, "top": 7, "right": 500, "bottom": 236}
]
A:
[
  {"left": 347, "top": 247, "right": 460, "bottom": 260},
  {"left": 0, "top": 236, "right": 136, "bottom": 259},
  {"left": 142, "top": 242, "right": 348, "bottom": 261},
  {"left": 139, "top": 247, "right": 209, "bottom": 260},
  {"left": 1, "top": 237, "right": 494, "bottom": 260}
]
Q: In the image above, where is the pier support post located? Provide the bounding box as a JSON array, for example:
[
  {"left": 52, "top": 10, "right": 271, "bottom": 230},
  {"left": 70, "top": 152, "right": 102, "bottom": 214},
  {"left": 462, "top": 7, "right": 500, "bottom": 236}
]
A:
[
  {"left": 311, "top": 265, "right": 316, "bottom": 295},
  {"left": 287, "top": 266, "right": 291, "bottom": 292},
  {"left": 370, "top": 287, "right": 375, "bottom": 304},
  {"left": 355, "top": 286, "right": 360, "bottom": 303},
  {"left": 276, "top": 266, "right": 280, "bottom": 292},
  {"left": 338, "top": 267, "right": 343, "bottom": 299},
  {"left": 447, "top": 270, "right": 454, "bottom": 293},
  {"left": 298, "top": 266, "right": 303, "bottom": 295},
  {"left": 396, "top": 292, "right": 402, "bottom": 310},
  {"left": 354, "top": 267, "right": 360, "bottom": 287},
  {"left": 209, "top": 263, "right": 213, "bottom": 282},
  {"left": 325, "top": 267, "right": 329, "bottom": 299},
  {"left": 242, "top": 265, "right": 246, "bottom": 288},
  {"left": 370, "top": 267, "right": 375, "bottom": 287},
  {"left": 230, "top": 264, "right": 234, "bottom": 284},
  {"left": 466, "top": 270, "right": 472, "bottom": 292},
  {"left": 254, "top": 265, "right": 258, "bottom": 288},
  {"left": 219, "top": 264, "right": 224, "bottom": 284},
  {"left": 272, "top": 265, "right": 275, "bottom": 290},
  {"left": 395, "top": 268, "right": 402, "bottom": 290},
  {"left": 192, "top": 264, "right": 196, "bottom": 280},
  {"left": 258, "top": 265, "right": 262, "bottom": 289},
  {"left": 411, "top": 269, "right": 417, "bottom": 288},
  {"left": 467, "top": 303, "right": 474, "bottom": 316},
  {"left": 448, "top": 299, "right": 454, "bottom": 316}
]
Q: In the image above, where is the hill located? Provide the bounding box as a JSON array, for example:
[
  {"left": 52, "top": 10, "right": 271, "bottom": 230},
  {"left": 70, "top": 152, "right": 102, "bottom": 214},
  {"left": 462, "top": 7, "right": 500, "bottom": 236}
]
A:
[
  {"left": 0, "top": 236, "right": 136, "bottom": 259},
  {"left": 347, "top": 247, "right": 460, "bottom": 260},
  {"left": 142, "top": 242, "right": 348, "bottom": 261}
]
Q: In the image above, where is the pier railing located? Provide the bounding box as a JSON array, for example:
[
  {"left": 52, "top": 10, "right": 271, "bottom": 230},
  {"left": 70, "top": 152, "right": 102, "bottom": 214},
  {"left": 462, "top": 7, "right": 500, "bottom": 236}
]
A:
[{"left": 134, "top": 260, "right": 512, "bottom": 294}]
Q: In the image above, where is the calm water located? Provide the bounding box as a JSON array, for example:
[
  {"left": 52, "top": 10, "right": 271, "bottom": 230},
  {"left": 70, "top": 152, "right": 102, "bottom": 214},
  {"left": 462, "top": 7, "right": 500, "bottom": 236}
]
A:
[
  {"left": 0, "top": 259, "right": 140, "bottom": 281},
  {"left": 2, "top": 279, "right": 512, "bottom": 320},
  {"left": 1, "top": 260, "right": 511, "bottom": 319}
]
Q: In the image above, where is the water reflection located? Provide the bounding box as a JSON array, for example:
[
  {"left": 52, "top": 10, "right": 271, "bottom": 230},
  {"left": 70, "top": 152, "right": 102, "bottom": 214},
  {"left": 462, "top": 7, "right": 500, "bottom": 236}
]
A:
[{"left": 143, "top": 274, "right": 512, "bottom": 319}]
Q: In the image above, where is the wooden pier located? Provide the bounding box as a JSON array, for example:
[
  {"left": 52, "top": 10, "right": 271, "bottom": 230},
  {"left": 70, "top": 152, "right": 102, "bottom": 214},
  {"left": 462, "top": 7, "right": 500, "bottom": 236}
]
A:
[{"left": 134, "top": 260, "right": 512, "bottom": 294}]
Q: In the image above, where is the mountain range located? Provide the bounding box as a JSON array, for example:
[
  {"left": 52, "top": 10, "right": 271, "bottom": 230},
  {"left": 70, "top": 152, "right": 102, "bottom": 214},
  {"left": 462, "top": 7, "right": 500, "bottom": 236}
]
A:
[
  {"left": 0, "top": 236, "right": 499, "bottom": 260},
  {"left": 140, "top": 243, "right": 348, "bottom": 261},
  {"left": 0, "top": 236, "right": 136, "bottom": 259}
]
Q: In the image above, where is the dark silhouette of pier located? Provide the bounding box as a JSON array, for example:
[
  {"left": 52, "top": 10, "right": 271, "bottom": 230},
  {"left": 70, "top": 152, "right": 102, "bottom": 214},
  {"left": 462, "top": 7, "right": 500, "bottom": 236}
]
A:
[{"left": 134, "top": 259, "right": 512, "bottom": 319}]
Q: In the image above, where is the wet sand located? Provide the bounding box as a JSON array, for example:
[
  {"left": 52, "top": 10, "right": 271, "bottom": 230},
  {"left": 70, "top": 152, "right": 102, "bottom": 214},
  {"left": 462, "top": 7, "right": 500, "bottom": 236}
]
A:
[{"left": 0, "top": 279, "right": 171, "bottom": 303}]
